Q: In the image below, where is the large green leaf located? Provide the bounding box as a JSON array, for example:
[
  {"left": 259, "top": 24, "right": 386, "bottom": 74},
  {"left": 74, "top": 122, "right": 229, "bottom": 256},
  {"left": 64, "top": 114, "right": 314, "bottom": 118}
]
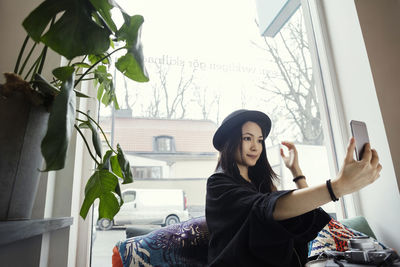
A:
[
  {"left": 42, "top": 9, "right": 110, "bottom": 59},
  {"left": 22, "top": 0, "right": 67, "bottom": 42},
  {"left": 52, "top": 66, "right": 75, "bottom": 82},
  {"left": 116, "top": 53, "right": 149, "bottom": 82},
  {"left": 116, "top": 144, "right": 133, "bottom": 184},
  {"left": 79, "top": 169, "right": 121, "bottom": 219},
  {"left": 41, "top": 73, "right": 76, "bottom": 171},
  {"left": 110, "top": 155, "right": 123, "bottom": 178},
  {"left": 116, "top": 15, "right": 149, "bottom": 82},
  {"left": 23, "top": 0, "right": 111, "bottom": 60},
  {"left": 102, "top": 149, "right": 127, "bottom": 182},
  {"left": 89, "top": 0, "right": 117, "bottom": 32},
  {"left": 116, "top": 15, "right": 143, "bottom": 46}
]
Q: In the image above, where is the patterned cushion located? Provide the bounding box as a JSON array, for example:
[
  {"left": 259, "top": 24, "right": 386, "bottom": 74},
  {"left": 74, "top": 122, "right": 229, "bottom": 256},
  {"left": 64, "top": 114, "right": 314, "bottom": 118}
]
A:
[{"left": 114, "top": 216, "right": 209, "bottom": 267}]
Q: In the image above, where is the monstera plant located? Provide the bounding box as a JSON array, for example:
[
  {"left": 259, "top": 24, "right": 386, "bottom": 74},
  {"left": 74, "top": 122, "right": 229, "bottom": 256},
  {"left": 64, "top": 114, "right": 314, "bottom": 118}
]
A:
[{"left": 0, "top": 0, "right": 148, "bottom": 221}]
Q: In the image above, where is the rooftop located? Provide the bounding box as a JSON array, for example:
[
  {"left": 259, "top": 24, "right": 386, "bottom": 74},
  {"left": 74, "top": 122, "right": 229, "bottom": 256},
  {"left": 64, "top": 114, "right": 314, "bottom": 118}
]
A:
[{"left": 100, "top": 116, "right": 218, "bottom": 153}]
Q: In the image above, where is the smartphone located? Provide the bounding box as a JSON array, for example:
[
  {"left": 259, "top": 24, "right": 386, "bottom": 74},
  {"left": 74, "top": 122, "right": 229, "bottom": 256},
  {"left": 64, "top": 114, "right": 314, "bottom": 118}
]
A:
[{"left": 350, "top": 120, "right": 370, "bottom": 161}]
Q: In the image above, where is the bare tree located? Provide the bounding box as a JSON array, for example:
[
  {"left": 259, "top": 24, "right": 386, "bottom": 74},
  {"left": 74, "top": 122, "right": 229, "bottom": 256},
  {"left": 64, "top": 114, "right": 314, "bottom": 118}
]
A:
[
  {"left": 193, "top": 85, "right": 221, "bottom": 123},
  {"left": 145, "top": 82, "right": 162, "bottom": 117},
  {"left": 145, "top": 63, "right": 195, "bottom": 119},
  {"left": 255, "top": 10, "right": 323, "bottom": 145}
]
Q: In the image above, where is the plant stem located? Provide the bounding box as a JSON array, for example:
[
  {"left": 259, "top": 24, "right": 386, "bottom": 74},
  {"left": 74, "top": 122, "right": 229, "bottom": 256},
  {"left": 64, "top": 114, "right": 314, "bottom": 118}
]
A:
[
  {"left": 37, "top": 17, "right": 54, "bottom": 76},
  {"left": 14, "top": 35, "right": 30, "bottom": 74},
  {"left": 74, "top": 46, "right": 126, "bottom": 88},
  {"left": 74, "top": 124, "right": 101, "bottom": 165},
  {"left": 76, "top": 109, "right": 117, "bottom": 154},
  {"left": 37, "top": 45, "right": 48, "bottom": 75},
  {"left": 24, "top": 54, "right": 41, "bottom": 81},
  {"left": 18, "top": 41, "right": 37, "bottom": 76},
  {"left": 31, "top": 47, "right": 46, "bottom": 81},
  {"left": 76, "top": 72, "right": 95, "bottom": 76}
]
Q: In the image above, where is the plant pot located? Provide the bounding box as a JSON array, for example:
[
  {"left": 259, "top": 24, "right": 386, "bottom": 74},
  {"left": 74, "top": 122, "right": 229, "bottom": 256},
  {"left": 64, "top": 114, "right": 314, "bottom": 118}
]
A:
[{"left": 0, "top": 91, "right": 49, "bottom": 220}]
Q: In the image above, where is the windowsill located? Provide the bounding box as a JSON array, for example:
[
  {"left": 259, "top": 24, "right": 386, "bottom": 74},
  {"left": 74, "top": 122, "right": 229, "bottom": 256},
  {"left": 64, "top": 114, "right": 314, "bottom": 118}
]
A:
[{"left": 0, "top": 217, "right": 73, "bottom": 246}]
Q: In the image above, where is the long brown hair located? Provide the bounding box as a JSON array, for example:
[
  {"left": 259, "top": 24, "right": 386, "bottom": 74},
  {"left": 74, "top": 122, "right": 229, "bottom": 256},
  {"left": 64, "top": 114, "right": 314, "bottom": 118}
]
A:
[{"left": 215, "top": 120, "right": 277, "bottom": 192}]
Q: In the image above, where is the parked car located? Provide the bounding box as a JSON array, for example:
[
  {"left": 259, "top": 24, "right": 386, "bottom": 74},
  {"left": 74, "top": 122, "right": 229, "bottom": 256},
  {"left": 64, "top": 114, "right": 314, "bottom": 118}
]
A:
[{"left": 97, "top": 189, "right": 190, "bottom": 230}]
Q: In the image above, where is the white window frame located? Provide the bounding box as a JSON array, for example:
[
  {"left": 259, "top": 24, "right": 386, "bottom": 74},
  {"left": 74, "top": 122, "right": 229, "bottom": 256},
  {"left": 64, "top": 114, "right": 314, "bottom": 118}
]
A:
[
  {"left": 256, "top": 0, "right": 359, "bottom": 219},
  {"left": 300, "top": 0, "right": 359, "bottom": 218}
]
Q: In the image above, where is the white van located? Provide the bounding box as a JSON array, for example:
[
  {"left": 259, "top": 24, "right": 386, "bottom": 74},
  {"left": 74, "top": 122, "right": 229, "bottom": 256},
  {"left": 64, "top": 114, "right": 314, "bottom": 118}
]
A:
[{"left": 97, "top": 189, "right": 190, "bottom": 230}]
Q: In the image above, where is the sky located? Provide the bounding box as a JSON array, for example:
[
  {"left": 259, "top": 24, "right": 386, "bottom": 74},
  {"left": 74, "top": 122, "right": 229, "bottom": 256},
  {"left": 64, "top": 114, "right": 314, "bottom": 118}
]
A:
[
  {"left": 117, "top": 0, "right": 264, "bottom": 63},
  {"left": 99, "top": 0, "right": 315, "bottom": 149},
  {"left": 100, "top": 0, "right": 280, "bottom": 120}
]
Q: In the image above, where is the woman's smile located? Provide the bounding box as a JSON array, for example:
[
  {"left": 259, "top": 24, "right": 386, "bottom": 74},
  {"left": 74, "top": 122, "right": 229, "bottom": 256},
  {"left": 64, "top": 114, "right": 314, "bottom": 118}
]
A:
[{"left": 246, "top": 154, "right": 259, "bottom": 160}]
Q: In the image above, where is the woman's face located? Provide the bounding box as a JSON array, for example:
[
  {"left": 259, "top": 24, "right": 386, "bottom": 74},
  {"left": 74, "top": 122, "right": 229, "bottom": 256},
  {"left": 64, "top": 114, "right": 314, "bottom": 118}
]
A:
[{"left": 235, "top": 121, "right": 264, "bottom": 169}]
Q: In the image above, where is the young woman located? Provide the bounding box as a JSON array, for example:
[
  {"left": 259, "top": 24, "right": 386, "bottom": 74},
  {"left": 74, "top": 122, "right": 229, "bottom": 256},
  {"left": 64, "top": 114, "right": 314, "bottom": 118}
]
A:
[{"left": 206, "top": 109, "right": 381, "bottom": 267}]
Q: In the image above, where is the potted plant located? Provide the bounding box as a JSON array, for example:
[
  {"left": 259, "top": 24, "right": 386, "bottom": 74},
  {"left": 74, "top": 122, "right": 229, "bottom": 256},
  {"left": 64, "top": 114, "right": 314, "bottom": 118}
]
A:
[{"left": 0, "top": 0, "right": 148, "bottom": 221}]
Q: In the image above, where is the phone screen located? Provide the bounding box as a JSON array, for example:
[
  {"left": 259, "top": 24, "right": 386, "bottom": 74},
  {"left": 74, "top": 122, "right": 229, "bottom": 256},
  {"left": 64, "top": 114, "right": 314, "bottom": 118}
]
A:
[{"left": 350, "top": 120, "right": 370, "bottom": 161}]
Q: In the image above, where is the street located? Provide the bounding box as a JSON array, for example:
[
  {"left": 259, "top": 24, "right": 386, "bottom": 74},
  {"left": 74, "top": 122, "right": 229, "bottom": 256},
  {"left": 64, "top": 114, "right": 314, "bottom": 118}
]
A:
[{"left": 91, "top": 227, "right": 126, "bottom": 267}]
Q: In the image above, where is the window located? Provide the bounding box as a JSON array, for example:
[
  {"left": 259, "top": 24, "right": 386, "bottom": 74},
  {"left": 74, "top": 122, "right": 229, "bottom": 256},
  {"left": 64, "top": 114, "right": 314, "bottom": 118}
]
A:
[
  {"left": 133, "top": 166, "right": 162, "bottom": 178},
  {"left": 91, "top": 0, "right": 342, "bottom": 265},
  {"left": 154, "top": 136, "right": 174, "bottom": 152},
  {"left": 122, "top": 191, "right": 136, "bottom": 202}
]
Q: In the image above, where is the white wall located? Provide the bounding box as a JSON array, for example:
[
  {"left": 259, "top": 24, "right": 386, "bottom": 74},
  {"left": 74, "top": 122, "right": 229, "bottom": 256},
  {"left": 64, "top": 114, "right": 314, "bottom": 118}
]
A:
[
  {"left": 173, "top": 159, "right": 217, "bottom": 178},
  {"left": 126, "top": 155, "right": 169, "bottom": 177},
  {"left": 354, "top": 0, "right": 400, "bottom": 192},
  {"left": 320, "top": 0, "right": 400, "bottom": 250}
]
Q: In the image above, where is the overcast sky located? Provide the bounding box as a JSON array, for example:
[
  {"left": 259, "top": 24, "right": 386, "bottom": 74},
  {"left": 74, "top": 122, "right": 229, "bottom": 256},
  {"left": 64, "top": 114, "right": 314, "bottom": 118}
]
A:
[{"left": 103, "top": 0, "right": 294, "bottom": 126}]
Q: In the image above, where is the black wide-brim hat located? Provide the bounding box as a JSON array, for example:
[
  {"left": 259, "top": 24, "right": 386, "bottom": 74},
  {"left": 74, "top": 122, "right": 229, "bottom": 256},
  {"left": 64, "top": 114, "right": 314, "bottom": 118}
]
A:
[{"left": 213, "top": 109, "right": 271, "bottom": 151}]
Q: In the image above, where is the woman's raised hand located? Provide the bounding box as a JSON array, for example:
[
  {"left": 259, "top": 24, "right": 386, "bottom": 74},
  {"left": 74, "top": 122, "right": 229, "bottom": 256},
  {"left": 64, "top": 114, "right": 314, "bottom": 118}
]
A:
[
  {"left": 333, "top": 137, "right": 382, "bottom": 196},
  {"left": 280, "top": 141, "right": 302, "bottom": 176}
]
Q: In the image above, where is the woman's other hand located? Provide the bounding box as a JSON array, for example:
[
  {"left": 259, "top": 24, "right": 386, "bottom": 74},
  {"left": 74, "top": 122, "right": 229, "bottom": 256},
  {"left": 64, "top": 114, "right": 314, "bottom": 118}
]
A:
[
  {"left": 280, "top": 141, "right": 302, "bottom": 176},
  {"left": 333, "top": 137, "right": 382, "bottom": 196}
]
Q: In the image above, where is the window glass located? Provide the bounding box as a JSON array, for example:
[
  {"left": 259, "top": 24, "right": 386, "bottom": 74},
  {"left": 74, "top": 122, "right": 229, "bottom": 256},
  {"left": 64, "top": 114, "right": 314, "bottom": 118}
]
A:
[
  {"left": 90, "top": 1, "right": 339, "bottom": 265},
  {"left": 122, "top": 191, "right": 136, "bottom": 203},
  {"left": 133, "top": 166, "right": 162, "bottom": 178},
  {"left": 155, "top": 136, "right": 173, "bottom": 152}
]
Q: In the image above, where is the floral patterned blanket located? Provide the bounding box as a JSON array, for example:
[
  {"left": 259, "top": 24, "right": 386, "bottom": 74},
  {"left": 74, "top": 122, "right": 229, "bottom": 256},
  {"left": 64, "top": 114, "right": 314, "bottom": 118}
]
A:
[{"left": 113, "top": 216, "right": 209, "bottom": 267}]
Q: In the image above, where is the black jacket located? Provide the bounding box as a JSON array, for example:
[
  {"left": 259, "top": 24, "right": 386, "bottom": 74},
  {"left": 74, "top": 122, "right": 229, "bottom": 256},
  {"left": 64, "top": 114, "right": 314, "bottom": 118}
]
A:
[{"left": 206, "top": 172, "right": 331, "bottom": 267}]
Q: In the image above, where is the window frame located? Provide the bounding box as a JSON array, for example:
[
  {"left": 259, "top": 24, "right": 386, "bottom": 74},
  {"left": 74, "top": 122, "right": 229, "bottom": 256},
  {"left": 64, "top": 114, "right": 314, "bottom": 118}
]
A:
[{"left": 153, "top": 135, "right": 176, "bottom": 153}]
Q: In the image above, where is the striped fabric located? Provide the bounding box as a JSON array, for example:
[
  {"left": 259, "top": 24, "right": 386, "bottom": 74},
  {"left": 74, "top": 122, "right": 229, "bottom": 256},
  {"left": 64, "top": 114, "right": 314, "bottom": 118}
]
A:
[{"left": 309, "top": 218, "right": 372, "bottom": 257}]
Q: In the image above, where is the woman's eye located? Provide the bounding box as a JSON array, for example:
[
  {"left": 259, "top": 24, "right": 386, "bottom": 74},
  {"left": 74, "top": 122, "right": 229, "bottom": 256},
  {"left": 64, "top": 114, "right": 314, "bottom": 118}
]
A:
[
  {"left": 258, "top": 140, "right": 263, "bottom": 144},
  {"left": 242, "top": 136, "right": 251, "bottom": 141}
]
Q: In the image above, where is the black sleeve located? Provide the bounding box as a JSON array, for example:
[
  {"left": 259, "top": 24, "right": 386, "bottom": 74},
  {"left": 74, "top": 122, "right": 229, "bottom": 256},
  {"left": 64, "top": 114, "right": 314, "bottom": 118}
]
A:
[
  {"left": 206, "top": 173, "right": 294, "bottom": 236},
  {"left": 206, "top": 173, "right": 331, "bottom": 266}
]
